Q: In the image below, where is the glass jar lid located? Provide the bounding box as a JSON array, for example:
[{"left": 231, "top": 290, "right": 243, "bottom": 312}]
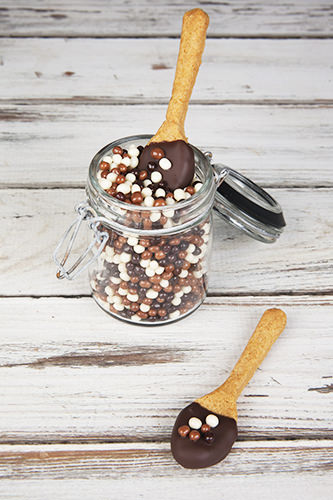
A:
[{"left": 212, "top": 164, "right": 286, "bottom": 243}]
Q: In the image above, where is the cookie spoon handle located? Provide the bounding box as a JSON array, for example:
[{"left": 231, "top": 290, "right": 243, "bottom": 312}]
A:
[
  {"left": 151, "top": 9, "right": 209, "bottom": 143},
  {"left": 219, "top": 308, "right": 287, "bottom": 400},
  {"left": 196, "top": 309, "right": 287, "bottom": 417}
]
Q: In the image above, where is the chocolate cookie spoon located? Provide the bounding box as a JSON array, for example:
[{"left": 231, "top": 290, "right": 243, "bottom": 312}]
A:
[
  {"left": 138, "top": 9, "right": 209, "bottom": 190},
  {"left": 171, "top": 308, "right": 287, "bottom": 469}
]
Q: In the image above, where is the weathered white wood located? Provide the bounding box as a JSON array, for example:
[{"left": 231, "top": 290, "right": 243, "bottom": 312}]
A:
[
  {"left": 1, "top": 103, "right": 332, "bottom": 188},
  {"left": 0, "top": 296, "right": 332, "bottom": 442},
  {"left": 0, "top": 188, "right": 332, "bottom": 296},
  {"left": 1, "top": 0, "right": 332, "bottom": 37},
  {"left": 0, "top": 38, "right": 332, "bottom": 102},
  {"left": 0, "top": 473, "right": 331, "bottom": 500}
]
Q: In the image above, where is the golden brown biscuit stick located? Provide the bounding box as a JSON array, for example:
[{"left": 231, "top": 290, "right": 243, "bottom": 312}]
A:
[
  {"left": 196, "top": 308, "right": 287, "bottom": 420},
  {"left": 149, "top": 9, "right": 209, "bottom": 144}
]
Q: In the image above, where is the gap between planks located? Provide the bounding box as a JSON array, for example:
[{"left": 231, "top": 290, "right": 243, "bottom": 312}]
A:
[{"left": 1, "top": 99, "right": 333, "bottom": 106}]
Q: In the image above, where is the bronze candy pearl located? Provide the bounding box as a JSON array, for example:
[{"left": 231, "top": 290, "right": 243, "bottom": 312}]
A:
[
  {"left": 116, "top": 174, "right": 126, "bottom": 184},
  {"left": 151, "top": 147, "right": 165, "bottom": 160},
  {"left": 153, "top": 198, "right": 166, "bottom": 207},
  {"left": 137, "top": 311, "right": 148, "bottom": 320},
  {"left": 131, "top": 192, "right": 143, "bottom": 205},
  {"left": 189, "top": 430, "right": 200, "bottom": 442},
  {"left": 141, "top": 250, "right": 152, "bottom": 260},
  {"left": 112, "top": 146, "right": 123, "bottom": 155},
  {"left": 201, "top": 424, "right": 211, "bottom": 434},
  {"left": 100, "top": 161, "right": 110, "bottom": 171},
  {"left": 178, "top": 425, "right": 190, "bottom": 438},
  {"left": 119, "top": 164, "right": 127, "bottom": 173},
  {"left": 139, "top": 170, "right": 148, "bottom": 181}
]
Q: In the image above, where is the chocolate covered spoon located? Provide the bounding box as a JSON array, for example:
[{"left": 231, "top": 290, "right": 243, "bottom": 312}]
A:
[
  {"left": 171, "top": 308, "right": 287, "bottom": 468},
  {"left": 138, "top": 9, "right": 209, "bottom": 190}
]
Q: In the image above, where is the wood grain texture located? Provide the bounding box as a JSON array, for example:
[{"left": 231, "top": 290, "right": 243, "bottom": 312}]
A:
[
  {"left": 0, "top": 297, "right": 332, "bottom": 443},
  {"left": 0, "top": 38, "right": 332, "bottom": 102},
  {"left": 1, "top": 103, "right": 332, "bottom": 188},
  {"left": 1, "top": 0, "right": 332, "bottom": 37},
  {"left": 1, "top": 188, "right": 332, "bottom": 296}
]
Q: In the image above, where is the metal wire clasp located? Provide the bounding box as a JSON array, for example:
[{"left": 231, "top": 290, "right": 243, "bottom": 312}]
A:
[{"left": 53, "top": 202, "right": 109, "bottom": 280}]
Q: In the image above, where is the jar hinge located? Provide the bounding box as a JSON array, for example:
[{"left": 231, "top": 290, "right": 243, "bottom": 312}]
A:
[{"left": 53, "top": 202, "right": 109, "bottom": 280}]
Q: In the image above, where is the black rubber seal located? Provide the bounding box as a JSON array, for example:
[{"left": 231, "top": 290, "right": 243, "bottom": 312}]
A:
[{"left": 216, "top": 178, "right": 286, "bottom": 229}]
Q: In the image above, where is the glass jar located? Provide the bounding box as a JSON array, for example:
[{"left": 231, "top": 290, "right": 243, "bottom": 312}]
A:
[{"left": 54, "top": 135, "right": 285, "bottom": 325}]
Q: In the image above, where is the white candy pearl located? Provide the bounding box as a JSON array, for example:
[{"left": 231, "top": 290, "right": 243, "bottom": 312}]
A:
[
  {"left": 155, "top": 188, "right": 166, "bottom": 198},
  {"left": 159, "top": 158, "right": 172, "bottom": 170},
  {"left": 99, "top": 178, "right": 112, "bottom": 190},
  {"left": 183, "top": 286, "right": 192, "bottom": 294},
  {"left": 143, "top": 179, "right": 152, "bottom": 187},
  {"left": 119, "top": 272, "right": 130, "bottom": 282},
  {"left": 134, "top": 245, "right": 145, "bottom": 254},
  {"left": 129, "top": 147, "right": 140, "bottom": 157},
  {"left": 105, "top": 286, "right": 113, "bottom": 296},
  {"left": 130, "top": 157, "right": 139, "bottom": 168},
  {"left": 122, "top": 157, "right": 131, "bottom": 167},
  {"left": 114, "top": 303, "right": 124, "bottom": 311},
  {"left": 151, "top": 171, "right": 162, "bottom": 183},
  {"left": 206, "top": 414, "right": 219, "bottom": 428},
  {"left": 143, "top": 196, "right": 154, "bottom": 207},
  {"left": 118, "top": 262, "right": 126, "bottom": 273},
  {"left": 155, "top": 266, "right": 164, "bottom": 275},
  {"left": 111, "top": 277, "right": 121, "bottom": 284},
  {"left": 140, "top": 259, "right": 150, "bottom": 268},
  {"left": 171, "top": 297, "right": 181, "bottom": 306},
  {"left": 142, "top": 187, "right": 153, "bottom": 198},
  {"left": 160, "top": 279, "right": 169, "bottom": 288},
  {"left": 120, "top": 252, "right": 131, "bottom": 263},
  {"left": 166, "top": 197, "right": 175, "bottom": 205},
  {"left": 179, "top": 270, "right": 188, "bottom": 278},
  {"left": 150, "top": 212, "right": 160, "bottom": 222},
  {"left": 102, "top": 155, "right": 112, "bottom": 164},
  {"left": 117, "top": 182, "right": 131, "bottom": 195},
  {"left": 131, "top": 314, "right": 141, "bottom": 322},
  {"left": 140, "top": 303, "right": 150, "bottom": 313},
  {"left": 127, "top": 237, "right": 138, "bottom": 246},
  {"left": 194, "top": 182, "right": 203, "bottom": 192},
  {"left": 163, "top": 208, "right": 174, "bottom": 218},
  {"left": 174, "top": 188, "right": 186, "bottom": 201},
  {"left": 107, "top": 172, "right": 118, "bottom": 183},
  {"left": 146, "top": 289, "right": 158, "bottom": 299},
  {"left": 169, "top": 310, "right": 180, "bottom": 319},
  {"left": 112, "top": 154, "right": 122, "bottom": 165},
  {"left": 126, "top": 173, "right": 136, "bottom": 183},
  {"left": 118, "top": 287, "right": 127, "bottom": 296},
  {"left": 188, "top": 417, "right": 202, "bottom": 430},
  {"left": 131, "top": 184, "right": 141, "bottom": 193},
  {"left": 127, "top": 293, "right": 139, "bottom": 302},
  {"left": 150, "top": 260, "right": 159, "bottom": 269},
  {"left": 145, "top": 267, "right": 155, "bottom": 277}
]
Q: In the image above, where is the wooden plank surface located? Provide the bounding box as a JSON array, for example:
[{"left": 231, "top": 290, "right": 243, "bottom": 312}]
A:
[
  {"left": 1, "top": 0, "right": 332, "bottom": 37},
  {"left": 1, "top": 188, "right": 332, "bottom": 296},
  {"left": 0, "top": 39, "right": 332, "bottom": 102},
  {"left": 1, "top": 103, "right": 332, "bottom": 188},
  {"left": 0, "top": 296, "right": 332, "bottom": 443}
]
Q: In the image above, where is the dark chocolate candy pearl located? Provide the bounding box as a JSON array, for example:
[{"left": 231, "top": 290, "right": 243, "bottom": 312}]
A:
[
  {"left": 204, "top": 432, "right": 215, "bottom": 444},
  {"left": 138, "top": 140, "right": 195, "bottom": 190},
  {"left": 171, "top": 402, "right": 237, "bottom": 469}
]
